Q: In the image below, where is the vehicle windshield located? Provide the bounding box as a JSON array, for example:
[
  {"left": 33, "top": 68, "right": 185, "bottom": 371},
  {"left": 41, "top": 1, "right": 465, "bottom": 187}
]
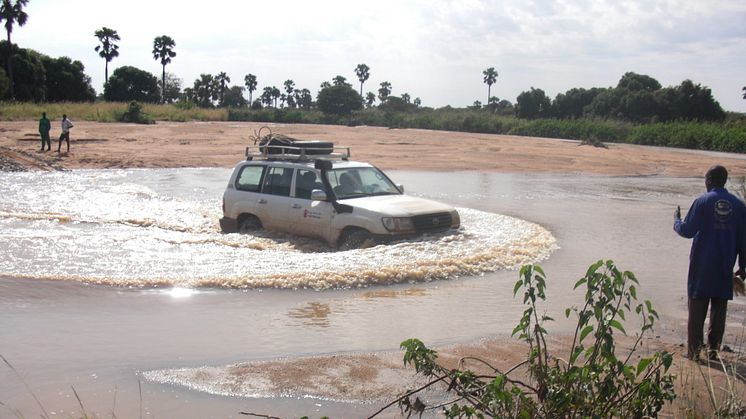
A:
[{"left": 326, "top": 167, "right": 400, "bottom": 199}]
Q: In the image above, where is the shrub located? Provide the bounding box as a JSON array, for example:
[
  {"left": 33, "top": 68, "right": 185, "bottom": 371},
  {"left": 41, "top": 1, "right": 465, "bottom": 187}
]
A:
[
  {"left": 376, "top": 261, "right": 676, "bottom": 418},
  {"left": 114, "top": 101, "right": 154, "bottom": 124}
]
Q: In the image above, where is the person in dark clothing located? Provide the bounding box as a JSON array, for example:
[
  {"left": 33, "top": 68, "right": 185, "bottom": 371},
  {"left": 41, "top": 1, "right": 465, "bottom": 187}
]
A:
[
  {"left": 38, "top": 112, "right": 51, "bottom": 151},
  {"left": 674, "top": 165, "right": 746, "bottom": 361}
]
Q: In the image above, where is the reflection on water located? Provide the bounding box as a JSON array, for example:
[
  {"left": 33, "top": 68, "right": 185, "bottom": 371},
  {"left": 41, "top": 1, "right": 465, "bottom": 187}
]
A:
[
  {"left": 287, "top": 302, "right": 332, "bottom": 327},
  {"left": 359, "top": 287, "right": 429, "bottom": 299},
  {"left": 0, "top": 169, "right": 556, "bottom": 289}
]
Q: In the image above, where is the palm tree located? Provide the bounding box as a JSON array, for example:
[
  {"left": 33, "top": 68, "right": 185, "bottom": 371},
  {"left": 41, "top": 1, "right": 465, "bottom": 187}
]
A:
[
  {"left": 215, "top": 72, "right": 230, "bottom": 106},
  {"left": 193, "top": 73, "right": 216, "bottom": 107},
  {"left": 378, "top": 81, "right": 391, "bottom": 103},
  {"left": 332, "top": 75, "right": 349, "bottom": 87},
  {"left": 94, "top": 27, "right": 120, "bottom": 85},
  {"left": 152, "top": 35, "right": 176, "bottom": 103},
  {"left": 244, "top": 73, "right": 257, "bottom": 104},
  {"left": 271, "top": 86, "right": 281, "bottom": 108},
  {"left": 283, "top": 79, "right": 295, "bottom": 108},
  {"left": 365, "top": 92, "right": 376, "bottom": 108},
  {"left": 482, "top": 67, "right": 498, "bottom": 105},
  {"left": 355, "top": 63, "right": 370, "bottom": 97},
  {"left": 0, "top": 0, "right": 29, "bottom": 99},
  {"left": 261, "top": 86, "right": 273, "bottom": 107},
  {"left": 297, "top": 88, "right": 312, "bottom": 109}
]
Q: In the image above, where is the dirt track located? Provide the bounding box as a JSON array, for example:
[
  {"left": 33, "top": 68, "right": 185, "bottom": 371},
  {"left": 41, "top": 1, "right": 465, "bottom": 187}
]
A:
[{"left": 2, "top": 120, "right": 745, "bottom": 176}]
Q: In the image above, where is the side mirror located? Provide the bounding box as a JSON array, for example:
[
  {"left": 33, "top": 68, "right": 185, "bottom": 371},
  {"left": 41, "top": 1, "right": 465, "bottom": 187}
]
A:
[
  {"left": 311, "top": 189, "right": 328, "bottom": 201},
  {"left": 396, "top": 184, "right": 404, "bottom": 193}
]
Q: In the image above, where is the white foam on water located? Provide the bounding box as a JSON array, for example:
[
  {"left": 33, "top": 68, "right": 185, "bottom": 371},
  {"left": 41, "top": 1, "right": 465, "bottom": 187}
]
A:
[{"left": 0, "top": 169, "right": 557, "bottom": 289}]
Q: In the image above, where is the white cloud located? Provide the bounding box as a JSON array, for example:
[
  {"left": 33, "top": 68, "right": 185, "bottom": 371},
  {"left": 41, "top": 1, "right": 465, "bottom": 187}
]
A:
[{"left": 12, "top": 0, "right": 746, "bottom": 111}]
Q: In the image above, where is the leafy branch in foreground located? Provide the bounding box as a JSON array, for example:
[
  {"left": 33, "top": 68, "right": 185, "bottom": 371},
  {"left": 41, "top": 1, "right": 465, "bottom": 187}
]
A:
[{"left": 373, "top": 260, "right": 676, "bottom": 418}]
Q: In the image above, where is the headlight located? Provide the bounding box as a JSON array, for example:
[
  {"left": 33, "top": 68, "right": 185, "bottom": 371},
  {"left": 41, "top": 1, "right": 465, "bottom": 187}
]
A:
[{"left": 382, "top": 217, "right": 414, "bottom": 232}]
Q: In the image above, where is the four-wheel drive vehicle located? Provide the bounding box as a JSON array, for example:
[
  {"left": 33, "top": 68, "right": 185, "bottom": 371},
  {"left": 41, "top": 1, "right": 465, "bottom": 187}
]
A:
[{"left": 219, "top": 142, "right": 460, "bottom": 249}]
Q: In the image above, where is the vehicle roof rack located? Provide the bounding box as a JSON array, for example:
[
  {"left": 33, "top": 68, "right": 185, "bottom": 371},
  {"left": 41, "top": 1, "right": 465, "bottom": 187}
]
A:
[{"left": 245, "top": 145, "right": 351, "bottom": 162}]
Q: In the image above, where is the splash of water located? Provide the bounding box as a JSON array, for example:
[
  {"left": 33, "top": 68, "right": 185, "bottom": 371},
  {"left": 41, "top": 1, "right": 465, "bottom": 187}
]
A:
[{"left": 0, "top": 169, "right": 557, "bottom": 289}]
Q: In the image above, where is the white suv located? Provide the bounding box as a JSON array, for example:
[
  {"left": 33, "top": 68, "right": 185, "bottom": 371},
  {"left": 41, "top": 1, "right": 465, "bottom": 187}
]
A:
[{"left": 219, "top": 144, "right": 460, "bottom": 249}]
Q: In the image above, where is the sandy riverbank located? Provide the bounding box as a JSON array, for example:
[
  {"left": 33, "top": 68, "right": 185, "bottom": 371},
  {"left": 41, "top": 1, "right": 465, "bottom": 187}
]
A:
[{"left": 2, "top": 120, "right": 746, "bottom": 175}]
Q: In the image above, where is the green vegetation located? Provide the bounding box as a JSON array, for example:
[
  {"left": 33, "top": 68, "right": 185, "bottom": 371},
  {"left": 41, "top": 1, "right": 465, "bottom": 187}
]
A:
[
  {"left": 2, "top": 101, "right": 745, "bottom": 153},
  {"left": 372, "top": 261, "right": 677, "bottom": 418},
  {"left": 0, "top": 101, "right": 226, "bottom": 122},
  {"left": 482, "top": 67, "right": 498, "bottom": 105},
  {"left": 104, "top": 66, "right": 160, "bottom": 103},
  {"left": 114, "top": 101, "right": 154, "bottom": 124},
  {"left": 316, "top": 84, "right": 362, "bottom": 116},
  {"left": 0, "top": 0, "right": 29, "bottom": 100},
  {"left": 152, "top": 35, "right": 176, "bottom": 104},
  {"left": 524, "top": 72, "right": 727, "bottom": 123},
  {"left": 93, "top": 26, "right": 120, "bottom": 84},
  {"left": 0, "top": 41, "right": 95, "bottom": 102}
]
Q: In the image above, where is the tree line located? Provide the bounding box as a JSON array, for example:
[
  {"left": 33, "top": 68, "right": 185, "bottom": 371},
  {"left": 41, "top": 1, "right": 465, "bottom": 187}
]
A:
[
  {"left": 513, "top": 72, "right": 726, "bottom": 122},
  {"left": 0, "top": 0, "right": 741, "bottom": 124}
]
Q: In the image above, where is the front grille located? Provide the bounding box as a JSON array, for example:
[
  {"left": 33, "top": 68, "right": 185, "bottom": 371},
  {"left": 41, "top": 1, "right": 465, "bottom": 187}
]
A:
[{"left": 412, "top": 212, "right": 452, "bottom": 233}]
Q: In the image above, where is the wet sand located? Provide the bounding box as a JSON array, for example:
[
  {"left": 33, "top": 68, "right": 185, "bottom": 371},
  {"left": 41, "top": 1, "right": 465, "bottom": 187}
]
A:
[
  {"left": 3, "top": 120, "right": 746, "bottom": 416},
  {"left": 2, "top": 120, "right": 746, "bottom": 175}
]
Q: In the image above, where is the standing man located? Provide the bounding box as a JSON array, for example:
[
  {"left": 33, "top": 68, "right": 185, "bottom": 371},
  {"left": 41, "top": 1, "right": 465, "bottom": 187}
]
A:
[
  {"left": 38, "top": 112, "right": 51, "bottom": 151},
  {"left": 674, "top": 165, "right": 746, "bottom": 361},
  {"left": 57, "top": 114, "right": 74, "bottom": 153}
]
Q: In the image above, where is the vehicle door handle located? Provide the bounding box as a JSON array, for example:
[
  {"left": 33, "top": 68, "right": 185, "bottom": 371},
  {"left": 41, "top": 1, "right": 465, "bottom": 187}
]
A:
[
  {"left": 258, "top": 198, "right": 267, "bottom": 204},
  {"left": 291, "top": 203, "right": 302, "bottom": 209}
]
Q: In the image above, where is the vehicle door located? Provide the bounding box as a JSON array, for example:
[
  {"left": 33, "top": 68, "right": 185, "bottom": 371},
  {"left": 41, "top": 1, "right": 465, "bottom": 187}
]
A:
[
  {"left": 229, "top": 163, "right": 265, "bottom": 218},
  {"left": 288, "top": 168, "right": 334, "bottom": 240},
  {"left": 255, "top": 165, "right": 295, "bottom": 232}
]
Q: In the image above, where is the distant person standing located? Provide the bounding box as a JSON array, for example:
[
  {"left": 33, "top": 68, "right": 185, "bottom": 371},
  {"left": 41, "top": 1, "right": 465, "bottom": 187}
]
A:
[
  {"left": 674, "top": 165, "right": 746, "bottom": 361},
  {"left": 38, "top": 112, "right": 51, "bottom": 151},
  {"left": 57, "top": 114, "right": 74, "bottom": 153}
]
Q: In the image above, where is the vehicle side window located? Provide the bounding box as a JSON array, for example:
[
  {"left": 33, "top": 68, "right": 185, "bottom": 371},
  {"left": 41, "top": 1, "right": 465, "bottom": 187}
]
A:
[
  {"left": 295, "top": 169, "right": 320, "bottom": 200},
  {"left": 236, "top": 165, "right": 265, "bottom": 192},
  {"left": 262, "top": 166, "right": 293, "bottom": 196}
]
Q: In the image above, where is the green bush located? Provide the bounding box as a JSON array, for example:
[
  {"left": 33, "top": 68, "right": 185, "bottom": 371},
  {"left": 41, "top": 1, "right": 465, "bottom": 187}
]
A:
[
  {"left": 114, "top": 101, "right": 154, "bottom": 124},
  {"left": 377, "top": 261, "right": 676, "bottom": 418},
  {"left": 508, "top": 118, "right": 630, "bottom": 142},
  {"left": 628, "top": 122, "right": 746, "bottom": 153}
]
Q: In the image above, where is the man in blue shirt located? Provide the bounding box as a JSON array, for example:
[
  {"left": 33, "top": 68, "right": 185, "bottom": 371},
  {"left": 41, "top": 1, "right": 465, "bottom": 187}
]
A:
[{"left": 674, "top": 165, "right": 746, "bottom": 361}]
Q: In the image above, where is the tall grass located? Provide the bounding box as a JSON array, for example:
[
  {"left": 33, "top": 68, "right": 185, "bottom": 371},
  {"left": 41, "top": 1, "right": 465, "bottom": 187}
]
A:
[
  {"left": 0, "top": 101, "right": 228, "bottom": 122},
  {"left": 628, "top": 121, "right": 746, "bottom": 153},
  {"left": 2, "top": 101, "right": 745, "bottom": 153}
]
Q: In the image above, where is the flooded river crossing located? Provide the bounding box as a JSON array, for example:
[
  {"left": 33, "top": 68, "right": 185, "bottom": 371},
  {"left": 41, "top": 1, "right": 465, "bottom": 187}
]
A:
[{"left": 1, "top": 168, "right": 740, "bottom": 417}]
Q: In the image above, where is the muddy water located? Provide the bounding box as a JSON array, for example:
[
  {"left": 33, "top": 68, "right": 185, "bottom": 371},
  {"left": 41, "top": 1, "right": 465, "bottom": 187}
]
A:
[
  {"left": 0, "top": 169, "right": 555, "bottom": 288},
  {"left": 1, "top": 169, "right": 739, "bottom": 418}
]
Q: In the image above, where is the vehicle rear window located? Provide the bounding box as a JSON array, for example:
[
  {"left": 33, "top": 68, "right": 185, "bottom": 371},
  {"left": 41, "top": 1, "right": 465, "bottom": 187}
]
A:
[{"left": 236, "top": 165, "right": 264, "bottom": 192}]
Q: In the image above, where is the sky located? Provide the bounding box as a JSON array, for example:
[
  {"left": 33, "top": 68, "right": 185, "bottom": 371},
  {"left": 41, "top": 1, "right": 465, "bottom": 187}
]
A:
[{"left": 13, "top": 0, "right": 746, "bottom": 112}]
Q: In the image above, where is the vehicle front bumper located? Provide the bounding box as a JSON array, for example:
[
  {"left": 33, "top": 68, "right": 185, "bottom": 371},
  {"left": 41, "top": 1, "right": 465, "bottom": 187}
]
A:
[{"left": 219, "top": 217, "right": 238, "bottom": 233}]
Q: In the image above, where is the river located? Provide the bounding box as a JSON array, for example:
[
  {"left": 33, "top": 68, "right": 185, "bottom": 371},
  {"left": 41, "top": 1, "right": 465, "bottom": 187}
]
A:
[{"left": 1, "top": 168, "right": 740, "bottom": 418}]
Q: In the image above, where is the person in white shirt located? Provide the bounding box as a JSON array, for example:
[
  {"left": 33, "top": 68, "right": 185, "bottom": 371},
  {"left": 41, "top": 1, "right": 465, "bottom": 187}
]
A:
[{"left": 57, "top": 114, "right": 74, "bottom": 153}]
